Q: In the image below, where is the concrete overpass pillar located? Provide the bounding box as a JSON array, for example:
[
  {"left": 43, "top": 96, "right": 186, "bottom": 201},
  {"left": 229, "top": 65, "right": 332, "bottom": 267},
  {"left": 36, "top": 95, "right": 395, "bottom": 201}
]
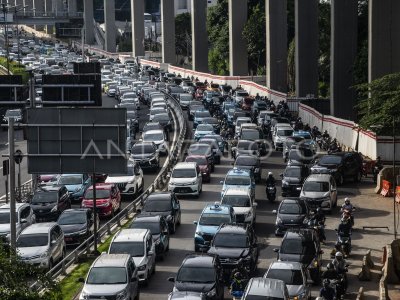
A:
[
  {"left": 161, "top": 0, "right": 175, "bottom": 64},
  {"left": 265, "top": 0, "right": 287, "bottom": 93},
  {"left": 369, "top": 0, "right": 400, "bottom": 82},
  {"left": 23, "top": 0, "right": 33, "bottom": 15},
  {"left": 131, "top": 0, "right": 145, "bottom": 57},
  {"left": 83, "top": 0, "right": 94, "bottom": 45},
  {"left": 295, "top": 0, "right": 318, "bottom": 98},
  {"left": 330, "top": 0, "right": 358, "bottom": 120},
  {"left": 229, "top": 0, "right": 247, "bottom": 76},
  {"left": 104, "top": 0, "right": 116, "bottom": 53},
  {"left": 44, "top": 0, "right": 53, "bottom": 33},
  {"left": 191, "top": 0, "right": 208, "bottom": 72},
  {"left": 52, "top": 0, "right": 64, "bottom": 16},
  {"left": 33, "top": 0, "right": 45, "bottom": 31},
  {"left": 68, "top": 0, "right": 77, "bottom": 16}
]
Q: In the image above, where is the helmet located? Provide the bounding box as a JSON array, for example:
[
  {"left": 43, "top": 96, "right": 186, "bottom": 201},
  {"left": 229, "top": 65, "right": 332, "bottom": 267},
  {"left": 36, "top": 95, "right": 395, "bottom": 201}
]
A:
[
  {"left": 344, "top": 198, "right": 350, "bottom": 205},
  {"left": 268, "top": 172, "right": 273, "bottom": 177},
  {"left": 327, "top": 263, "right": 334, "bottom": 270},
  {"left": 234, "top": 272, "right": 241, "bottom": 279},
  {"left": 335, "top": 252, "right": 343, "bottom": 259}
]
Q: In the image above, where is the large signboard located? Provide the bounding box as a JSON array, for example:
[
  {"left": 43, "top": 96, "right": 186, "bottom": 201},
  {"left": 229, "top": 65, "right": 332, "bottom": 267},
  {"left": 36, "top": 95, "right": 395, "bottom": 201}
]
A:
[
  {"left": 27, "top": 108, "right": 127, "bottom": 174},
  {"left": 0, "top": 13, "right": 13, "bottom": 23},
  {"left": 0, "top": 75, "right": 27, "bottom": 105},
  {"left": 41, "top": 74, "right": 102, "bottom": 106}
]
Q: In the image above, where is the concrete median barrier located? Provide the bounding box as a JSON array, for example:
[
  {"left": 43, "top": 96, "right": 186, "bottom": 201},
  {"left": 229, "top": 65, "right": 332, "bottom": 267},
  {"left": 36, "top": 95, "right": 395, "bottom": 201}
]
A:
[{"left": 356, "top": 287, "right": 364, "bottom": 300}]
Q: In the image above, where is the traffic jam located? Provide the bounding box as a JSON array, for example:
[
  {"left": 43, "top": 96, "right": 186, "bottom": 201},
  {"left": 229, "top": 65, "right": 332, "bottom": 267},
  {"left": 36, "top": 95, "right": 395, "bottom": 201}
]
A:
[{"left": 0, "top": 48, "right": 373, "bottom": 300}]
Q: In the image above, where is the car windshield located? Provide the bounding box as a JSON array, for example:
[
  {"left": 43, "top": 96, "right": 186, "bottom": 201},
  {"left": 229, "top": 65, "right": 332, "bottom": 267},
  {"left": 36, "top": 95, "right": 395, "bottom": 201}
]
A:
[
  {"left": 143, "top": 200, "right": 172, "bottom": 212},
  {"left": 225, "top": 175, "right": 251, "bottom": 185},
  {"left": 58, "top": 212, "right": 86, "bottom": 225},
  {"left": 31, "top": 192, "right": 57, "bottom": 203},
  {"left": 303, "top": 181, "right": 329, "bottom": 192},
  {"left": 319, "top": 155, "right": 342, "bottom": 165},
  {"left": 87, "top": 267, "right": 127, "bottom": 284},
  {"left": 197, "top": 124, "right": 214, "bottom": 131},
  {"left": 277, "top": 129, "right": 293, "bottom": 136},
  {"left": 235, "top": 157, "right": 257, "bottom": 166},
  {"left": 196, "top": 111, "right": 210, "bottom": 118},
  {"left": 284, "top": 168, "right": 301, "bottom": 177},
  {"left": 17, "top": 234, "right": 48, "bottom": 247},
  {"left": 130, "top": 222, "right": 160, "bottom": 235},
  {"left": 143, "top": 132, "right": 164, "bottom": 141},
  {"left": 237, "top": 92, "right": 248, "bottom": 97},
  {"left": 189, "top": 145, "right": 211, "bottom": 156},
  {"left": 186, "top": 157, "right": 207, "bottom": 165},
  {"left": 172, "top": 168, "right": 196, "bottom": 178},
  {"left": 279, "top": 202, "right": 306, "bottom": 214},
  {"left": 199, "top": 213, "right": 231, "bottom": 226},
  {"left": 84, "top": 189, "right": 110, "bottom": 199},
  {"left": 266, "top": 269, "right": 303, "bottom": 286},
  {"left": 204, "top": 135, "right": 222, "bottom": 143},
  {"left": 109, "top": 241, "right": 144, "bottom": 257},
  {"left": 131, "top": 144, "right": 155, "bottom": 154},
  {"left": 177, "top": 266, "right": 215, "bottom": 283},
  {"left": 58, "top": 175, "right": 82, "bottom": 185},
  {"left": 281, "top": 239, "right": 316, "bottom": 255},
  {"left": 213, "top": 233, "right": 249, "bottom": 248},
  {"left": 0, "top": 212, "right": 17, "bottom": 224},
  {"left": 222, "top": 195, "right": 250, "bottom": 207},
  {"left": 112, "top": 165, "right": 134, "bottom": 177},
  {"left": 241, "top": 130, "right": 261, "bottom": 140}
]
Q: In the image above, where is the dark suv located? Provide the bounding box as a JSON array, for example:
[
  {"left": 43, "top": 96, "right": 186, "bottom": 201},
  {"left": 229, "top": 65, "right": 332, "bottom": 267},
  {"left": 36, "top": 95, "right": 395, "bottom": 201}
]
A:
[
  {"left": 130, "top": 215, "right": 170, "bottom": 259},
  {"left": 273, "top": 198, "right": 309, "bottom": 236},
  {"left": 281, "top": 165, "right": 309, "bottom": 197},
  {"left": 207, "top": 224, "right": 259, "bottom": 279},
  {"left": 168, "top": 254, "right": 225, "bottom": 300},
  {"left": 273, "top": 229, "right": 322, "bottom": 283},
  {"left": 130, "top": 142, "right": 160, "bottom": 171},
  {"left": 31, "top": 185, "right": 71, "bottom": 221},
  {"left": 139, "top": 192, "right": 181, "bottom": 234},
  {"left": 310, "top": 152, "right": 363, "bottom": 185},
  {"left": 234, "top": 155, "right": 262, "bottom": 183}
]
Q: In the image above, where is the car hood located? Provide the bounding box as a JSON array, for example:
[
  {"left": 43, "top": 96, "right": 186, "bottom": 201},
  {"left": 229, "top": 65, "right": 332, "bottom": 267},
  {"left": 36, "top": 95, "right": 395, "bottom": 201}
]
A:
[
  {"left": 132, "top": 256, "right": 146, "bottom": 267},
  {"left": 59, "top": 223, "right": 87, "bottom": 234},
  {"left": 301, "top": 191, "right": 330, "bottom": 199},
  {"left": 278, "top": 213, "right": 306, "bottom": 224},
  {"left": 170, "top": 177, "right": 197, "bottom": 185},
  {"left": 195, "top": 130, "right": 213, "bottom": 135},
  {"left": 197, "top": 224, "right": 219, "bottom": 235},
  {"left": 175, "top": 282, "right": 215, "bottom": 294},
  {"left": 278, "top": 253, "right": 314, "bottom": 265},
  {"left": 283, "top": 176, "right": 302, "bottom": 184},
  {"left": 208, "top": 247, "right": 249, "bottom": 258},
  {"left": 106, "top": 175, "right": 135, "bottom": 184},
  {"left": 131, "top": 153, "right": 155, "bottom": 160},
  {"left": 141, "top": 211, "right": 172, "bottom": 218},
  {"left": 233, "top": 207, "right": 251, "bottom": 215},
  {"left": 31, "top": 202, "right": 57, "bottom": 209},
  {"left": 235, "top": 165, "right": 255, "bottom": 171},
  {"left": 0, "top": 224, "right": 11, "bottom": 234},
  {"left": 18, "top": 246, "right": 48, "bottom": 258},
  {"left": 63, "top": 184, "right": 82, "bottom": 192},
  {"left": 198, "top": 165, "right": 209, "bottom": 172},
  {"left": 81, "top": 284, "right": 127, "bottom": 297},
  {"left": 287, "top": 284, "right": 306, "bottom": 297}
]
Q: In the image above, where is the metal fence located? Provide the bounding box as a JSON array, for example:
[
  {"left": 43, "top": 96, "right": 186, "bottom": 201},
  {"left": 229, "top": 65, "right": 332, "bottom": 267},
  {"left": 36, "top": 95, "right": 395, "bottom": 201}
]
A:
[{"left": 30, "top": 91, "right": 187, "bottom": 291}]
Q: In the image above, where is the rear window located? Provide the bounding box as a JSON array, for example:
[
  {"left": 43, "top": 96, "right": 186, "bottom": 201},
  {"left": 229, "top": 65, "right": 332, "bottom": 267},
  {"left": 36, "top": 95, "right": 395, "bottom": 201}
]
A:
[{"left": 303, "top": 181, "right": 329, "bottom": 192}]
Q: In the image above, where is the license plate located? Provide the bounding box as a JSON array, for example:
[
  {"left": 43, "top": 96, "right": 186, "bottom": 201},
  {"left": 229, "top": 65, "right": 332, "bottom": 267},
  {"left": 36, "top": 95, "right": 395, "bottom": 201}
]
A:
[{"left": 65, "top": 237, "right": 73, "bottom": 241}]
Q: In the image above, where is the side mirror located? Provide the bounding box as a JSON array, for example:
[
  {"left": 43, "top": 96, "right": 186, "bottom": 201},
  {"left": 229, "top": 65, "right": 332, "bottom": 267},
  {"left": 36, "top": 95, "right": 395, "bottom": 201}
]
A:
[
  {"left": 51, "top": 239, "right": 57, "bottom": 245},
  {"left": 77, "top": 277, "right": 85, "bottom": 283},
  {"left": 20, "top": 219, "right": 27, "bottom": 224},
  {"left": 167, "top": 277, "right": 175, "bottom": 282},
  {"left": 273, "top": 248, "right": 279, "bottom": 253},
  {"left": 193, "top": 221, "right": 198, "bottom": 225},
  {"left": 272, "top": 210, "right": 277, "bottom": 214}
]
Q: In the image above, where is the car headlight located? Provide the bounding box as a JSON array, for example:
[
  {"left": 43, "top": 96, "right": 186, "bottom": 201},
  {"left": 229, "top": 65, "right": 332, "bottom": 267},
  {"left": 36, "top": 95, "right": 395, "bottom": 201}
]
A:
[
  {"left": 40, "top": 251, "right": 49, "bottom": 259},
  {"left": 276, "top": 217, "right": 282, "bottom": 225},
  {"left": 116, "top": 289, "right": 128, "bottom": 300},
  {"left": 138, "top": 265, "right": 146, "bottom": 271},
  {"left": 51, "top": 206, "right": 58, "bottom": 212},
  {"left": 75, "top": 229, "right": 87, "bottom": 235},
  {"left": 207, "top": 288, "right": 217, "bottom": 297},
  {"left": 190, "top": 180, "right": 197, "bottom": 185}
]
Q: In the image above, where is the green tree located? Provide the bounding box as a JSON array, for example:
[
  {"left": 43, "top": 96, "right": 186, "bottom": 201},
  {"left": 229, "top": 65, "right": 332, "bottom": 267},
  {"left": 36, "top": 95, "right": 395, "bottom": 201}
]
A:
[
  {"left": 287, "top": 39, "right": 296, "bottom": 94},
  {"left": 356, "top": 73, "right": 400, "bottom": 135},
  {"left": 0, "top": 243, "right": 61, "bottom": 300},
  {"left": 318, "top": 0, "right": 331, "bottom": 98},
  {"left": 175, "top": 13, "right": 192, "bottom": 57}
]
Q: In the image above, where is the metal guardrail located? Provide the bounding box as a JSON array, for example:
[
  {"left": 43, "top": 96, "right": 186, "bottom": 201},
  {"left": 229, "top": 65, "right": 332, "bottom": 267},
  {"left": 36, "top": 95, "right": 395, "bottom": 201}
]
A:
[
  {"left": 30, "top": 91, "right": 187, "bottom": 291},
  {"left": 0, "top": 180, "right": 33, "bottom": 204}
]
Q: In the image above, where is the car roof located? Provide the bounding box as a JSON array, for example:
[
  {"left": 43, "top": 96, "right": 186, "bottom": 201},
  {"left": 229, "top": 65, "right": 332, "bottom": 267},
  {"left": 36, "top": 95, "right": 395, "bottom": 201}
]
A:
[
  {"left": 169, "top": 291, "right": 205, "bottom": 300},
  {"left": 87, "top": 183, "right": 114, "bottom": 190},
  {"left": 113, "top": 228, "right": 149, "bottom": 242},
  {"left": 36, "top": 185, "right": 63, "bottom": 192},
  {"left": 222, "top": 187, "right": 251, "bottom": 196},
  {"left": 247, "top": 277, "right": 286, "bottom": 296},
  {"left": 0, "top": 202, "right": 27, "bottom": 210},
  {"left": 143, "top": 129, "right": 164, "bottom": 135},
  {"left": 227, "top": 168, "right": 251, "bottom": 176},
  {"left": 269, "top": 261, "right": 303, "bottom": 271},
  {"left": 203, "top": 203, "right": 232, "bottom": 214},
  {"left": 147, "top": 192, "right": 173, "bottom": 201},
  {"left": 93, "top": 253, "right": 131, "bottom": 267},
  {"left": 174, "top": 162, "right": 197, "bottom": 169},
  {"left": 21, "top": 222, "right": 57, "bottom": 234},
  {"left": 305, "top": 174, "right": 332, "bottom": 182},
  {"left": 133, "top": 215, "right": 162, "bottom": 223},
  {"left": 284, "top": 228, "right": 315, "bottom": 241},
  {"left": 182, "top": 254, "right": 215, "bottom": 267},
  {"left": 218, "top": 224, "right": 247, "bottom": 234}
]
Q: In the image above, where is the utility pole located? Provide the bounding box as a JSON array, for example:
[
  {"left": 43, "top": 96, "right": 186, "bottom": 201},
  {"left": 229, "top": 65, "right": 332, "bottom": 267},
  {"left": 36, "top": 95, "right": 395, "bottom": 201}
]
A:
[
  {"left": 8, "top": 117, "right": 16, "bottom": 252},
  {"left": 2, "top": 4, "right": 10, "bottom": 74}
]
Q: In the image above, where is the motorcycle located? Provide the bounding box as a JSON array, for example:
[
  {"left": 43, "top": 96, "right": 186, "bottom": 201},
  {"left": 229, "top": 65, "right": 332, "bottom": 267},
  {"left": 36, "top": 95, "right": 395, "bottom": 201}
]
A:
[
  {"left": 335, "top": 230, "right": 352, "bottom": 258},
  {"left": 341, "top": 207, "right": 355, "bottom": 227},
  {"left": 306, "top": 218, "right": 325, "bottom": 242},
  {"left": 266, "top": 184, "right": 276, "bottom": 202},
  {"left": 329, "top": 275, "right": 347, "bottom": 300}
]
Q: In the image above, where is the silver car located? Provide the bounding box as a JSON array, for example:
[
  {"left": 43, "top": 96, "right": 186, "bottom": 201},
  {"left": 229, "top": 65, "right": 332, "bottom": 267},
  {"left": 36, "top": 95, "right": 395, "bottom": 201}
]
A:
[
  {"left": 79, "top": 253, "right": 139, "bottom": 300},
  {"left": 264, "top": 261, "right": 311, "bottom": 300},
  {"left": 0, "top": 203, "right": 36, "bottom": 241}
]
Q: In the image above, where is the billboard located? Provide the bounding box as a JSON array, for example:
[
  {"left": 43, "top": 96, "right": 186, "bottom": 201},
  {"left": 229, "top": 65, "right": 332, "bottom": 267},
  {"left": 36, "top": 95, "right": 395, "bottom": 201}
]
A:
[
  {"left": 0, "top": 13, "right": 13, "bottom": 23},
  {"left": 41, "top": 74, "right": 102, "bottom": 106},
  {"left": 73, "top": 62, "right": 101, "bottom": 74},
  {"left": 27, "top": 108, "right": 127, "bottom": 174},
  {"left": 0, "top": 75, "right": 27, "bottom": 105}
]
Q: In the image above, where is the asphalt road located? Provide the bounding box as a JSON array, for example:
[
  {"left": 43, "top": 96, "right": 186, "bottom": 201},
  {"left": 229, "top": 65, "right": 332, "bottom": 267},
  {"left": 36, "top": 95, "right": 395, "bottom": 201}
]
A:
[{"left": 137, "top": 110, "right": 370, "bottom": 300}]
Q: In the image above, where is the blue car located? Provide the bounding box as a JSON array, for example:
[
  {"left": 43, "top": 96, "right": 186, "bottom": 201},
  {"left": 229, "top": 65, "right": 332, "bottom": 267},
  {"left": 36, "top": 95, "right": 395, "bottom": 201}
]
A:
[
  {"left": 194, "top": 124, "right": 215, "bottom": 141},
  {"left": 293, "top": 130, "right": 317, "bottom": 153},
  {"left": 56, "top": 174, "right": 90, "bottom": 202},
  {"left": 220, "top": 168, "right": 255, "bottom": 199},
  {"left": 193, "top": 109, "right": 211, "bottom": 129},
  {"left": 193, "top": 203, "right": 236, "bottom": 252}
]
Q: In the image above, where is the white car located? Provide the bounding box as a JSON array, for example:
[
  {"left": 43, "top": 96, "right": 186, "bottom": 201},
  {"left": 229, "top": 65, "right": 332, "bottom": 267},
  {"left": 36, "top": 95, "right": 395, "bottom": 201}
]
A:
[
  {"left": 105, "top": 162, "right": 144, "bottom": 199},
  {"left": 141, "top": 129, "right": 168, "bottom": 155},
  {"left": 168, "top": 162, "right": 203, "bottom": 197},
  {"left": 108, "top": 229, "right": 156, "bottom": 284},
  {"left": 273, "top": 124, "right": 294, "bottom": 151},
  {"left": 0, "top": 203, "right": 36, "bottom": 241},
  {"left": 221, "top": 187, "right": 257, "bottom": 225},
  {"left": 17, "top": 223, "right": 65, "bottom": 270}
]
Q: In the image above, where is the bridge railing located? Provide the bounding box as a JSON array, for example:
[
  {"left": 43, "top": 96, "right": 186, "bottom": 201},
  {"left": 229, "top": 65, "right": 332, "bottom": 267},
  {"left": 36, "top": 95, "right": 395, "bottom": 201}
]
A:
[{"left": 15, "top": 12, "right": 83, "bottom": 18}]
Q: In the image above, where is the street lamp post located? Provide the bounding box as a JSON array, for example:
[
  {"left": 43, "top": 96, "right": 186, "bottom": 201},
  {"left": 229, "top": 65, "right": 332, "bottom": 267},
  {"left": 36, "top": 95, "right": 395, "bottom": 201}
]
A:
[{"left": 1, "top": 3, "right": 10, "bottom": 75}]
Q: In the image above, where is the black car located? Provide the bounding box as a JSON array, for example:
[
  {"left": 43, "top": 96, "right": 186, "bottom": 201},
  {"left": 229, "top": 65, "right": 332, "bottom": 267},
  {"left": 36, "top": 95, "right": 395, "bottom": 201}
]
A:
[
  {"left": 310, "top": 152, "right": 363, "bottom": 185},
  {"left": 287, "top": 148, "right": 315, "bottom": 166},
  {"left": 234, "top": 155, "right": 262, "bottom": 183},
  {"left": 198, "top": 138, "right": 222, "bottom": 164},
  {"left": 168, "top": 254, "right": 225, "bottom": 300},
  {"left": 31, "top": 185, "right": 71, "bottom": 222},
  {"left": 239, "top": 128, "right": 267, "bottom": 155},
  {"left": 130, "top": 142, "right": 160, "bottom": 171},
  {"left": 57, "top": 208, "right": 98, "bottom": 245},
  {"left": 139, "top": 192, "right": 181, "bottom": 234},
  {"left": 273, "top": 229, "right": 322, "bottom": 283},
  {"left": 281, "top": 165, "right": 309, "bottom": 197},
  {"left": 273, "top": 198, "right": 309, "bottom": 236},
  {"left": 232, "top": 140, "right": 259, "bottom": 159},
  {"left": 153, "top": 113, "right": 173, "bottom": 132},
  {"left": 207, "top": 224, "right": 259, "bottom": 279},
  {"left": 283, "top": 136, "right": 306, "bottom": 161},
  {"left": 130, "top": 215, "right": 170, "bottom": 259}
]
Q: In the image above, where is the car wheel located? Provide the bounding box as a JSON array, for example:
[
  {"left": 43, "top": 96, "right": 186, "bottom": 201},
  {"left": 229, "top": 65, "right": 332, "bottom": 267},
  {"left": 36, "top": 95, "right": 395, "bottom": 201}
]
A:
[
  {"left": 194, "top": 244, "right": 200, "bottom": 252},
  {"left": 48, "top": 259, "right": 53, "bottom": 270},
  {"left": 177, "top": 213, "right": 181, "bottom": 225},
  {"left": 170, "top": 221, "right": 176, "bottom": 234},
  {"left": 152, "top": 263, "right": 156, "bottom": 275}
]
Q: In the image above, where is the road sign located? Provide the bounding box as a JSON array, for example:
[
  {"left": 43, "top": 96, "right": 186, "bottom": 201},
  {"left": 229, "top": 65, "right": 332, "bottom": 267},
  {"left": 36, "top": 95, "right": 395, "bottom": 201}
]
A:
[
  {"left": 14, "top": 150, "right": 23, "bottom": 165},
  {"left": 26, "top": 108, "right": 127, "bottom": 174},
  {"left": 2, "top": 160, "right": 9, "bottom": 176}
]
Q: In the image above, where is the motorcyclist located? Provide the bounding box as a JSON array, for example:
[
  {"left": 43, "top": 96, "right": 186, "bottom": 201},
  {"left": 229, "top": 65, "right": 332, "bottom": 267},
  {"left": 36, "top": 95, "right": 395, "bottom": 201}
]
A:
[
  {"left": 303, "top": 123, "right": 311, "bottom": 131},
  {"left": 265, "top": 172, "right": 276, "bottom": 186},
  {"left": 230, "top": 272, "right": 246, "bottom": 293},
  {"left": 332, "top": 251, "right": 348, "bottom": 290},
  {"left": 312, "top": 208, "right": 326, "bottom": 243},
  {"left": 319, "top": 279, "right": 336, "bottom": 300},
  {"left": 322, "top": 130, "right": 330, "bottom": 139},
  {"left": 255, "top": 93, "right": 261, "bottom": 101},
  {"left": 322, "top": 263, "right": 339, "bottom": 280},
  {"left": 341, "top": 198, "right": 355, "bottom": 226},
  {"left": 373, "top": 156, "right": 384, "bottom": 183}
]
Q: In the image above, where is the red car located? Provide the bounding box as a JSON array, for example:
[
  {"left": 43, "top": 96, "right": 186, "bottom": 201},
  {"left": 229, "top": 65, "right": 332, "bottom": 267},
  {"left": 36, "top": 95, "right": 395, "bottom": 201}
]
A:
[
  {"left": 241, "top": 97, "right": 255, "bottom": 111},
  {"left": 81, "top": 183, "right": 121, "bottom": 217},
  {"left": 195, "top": 89, "right": 204, "bottom": 100},
  {"left": 185, "top": 155, "right": 211, "bottom": 183}
]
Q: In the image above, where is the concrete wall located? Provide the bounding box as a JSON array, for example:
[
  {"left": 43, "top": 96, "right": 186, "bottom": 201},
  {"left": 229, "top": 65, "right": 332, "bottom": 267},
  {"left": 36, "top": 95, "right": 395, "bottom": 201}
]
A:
[
  {"left": 83, "top": 0, "right": 94, "bottom": 44},
  {"left": 161, "top": 0, "right": 176, "bottom": 64},
  {"left": 191, "top": 0, "right": 208, "bottom": 72},
  {"left": 131, "top": 0, "right": 145, "bottom": 57},
  {"left": 104, "top": 0, "right": 116, "bottom": 53}
]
